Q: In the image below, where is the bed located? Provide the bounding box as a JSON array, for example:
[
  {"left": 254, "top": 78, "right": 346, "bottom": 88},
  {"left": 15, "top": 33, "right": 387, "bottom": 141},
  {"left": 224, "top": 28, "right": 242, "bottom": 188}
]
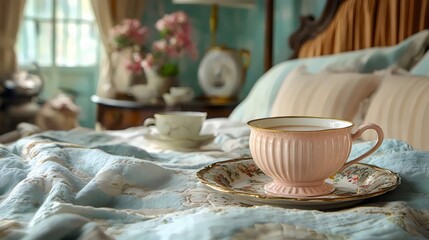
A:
[{"left": 1, "top": 0, "right": 429, "bottom": 239}]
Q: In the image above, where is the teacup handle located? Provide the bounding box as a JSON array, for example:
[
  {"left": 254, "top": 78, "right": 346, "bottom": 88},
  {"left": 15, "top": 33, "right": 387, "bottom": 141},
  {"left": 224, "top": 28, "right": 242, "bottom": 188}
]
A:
[
  {"left": 143, "top": 118, "right": 156, "bottom": 127},
  {"left": 340, "top": 123, "right": 384, "bottom": 171}
]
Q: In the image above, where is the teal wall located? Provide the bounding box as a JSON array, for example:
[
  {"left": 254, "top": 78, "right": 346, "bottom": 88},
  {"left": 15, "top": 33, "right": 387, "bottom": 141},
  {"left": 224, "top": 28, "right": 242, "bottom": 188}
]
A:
[
  {"left": 33, "top": 0, "right": 326, "bottom": 129},
  {"left": 141, "top": 0, "right": 326, "bottom": 99}
]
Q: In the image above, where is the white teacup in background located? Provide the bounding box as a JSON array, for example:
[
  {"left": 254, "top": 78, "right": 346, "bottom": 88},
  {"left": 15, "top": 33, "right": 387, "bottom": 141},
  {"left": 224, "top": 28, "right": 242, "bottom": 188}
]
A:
[
  {"left": 170, "top": 87, "right": 194, "bottom": 99},
  {"left": 144, "top": 111, "right": 207, "bottom": 139},
  {"left": 248, "top": 116, "right": 383, "bottom": 197},
  {"left": 163, "top": 87, "right": 195, "bottom": 106},
  {"left": 130, "top": 84, "right": 158, "bottom": 104}
]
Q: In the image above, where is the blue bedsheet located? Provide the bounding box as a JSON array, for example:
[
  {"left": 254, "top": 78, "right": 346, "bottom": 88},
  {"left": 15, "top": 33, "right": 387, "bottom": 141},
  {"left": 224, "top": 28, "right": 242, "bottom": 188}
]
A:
[{"left": 0, "top": 119, "right": 428, "bottom": 239}]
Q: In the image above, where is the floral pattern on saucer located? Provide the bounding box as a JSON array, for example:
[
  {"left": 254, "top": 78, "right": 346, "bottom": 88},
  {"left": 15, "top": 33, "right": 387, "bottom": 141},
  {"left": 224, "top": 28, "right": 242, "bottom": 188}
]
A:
[{"left": 197, "top": 158, "right": 400, "bottom": 209}]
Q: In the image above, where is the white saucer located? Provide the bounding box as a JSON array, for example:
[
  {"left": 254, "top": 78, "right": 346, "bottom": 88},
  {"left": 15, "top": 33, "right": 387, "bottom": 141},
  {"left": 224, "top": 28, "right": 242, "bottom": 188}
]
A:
[
  {"left": 143, "top": 132, "right": 216, "bottom": 150},
  {"left": 197, "top": 158, "right": 400, "bottom": 209}
]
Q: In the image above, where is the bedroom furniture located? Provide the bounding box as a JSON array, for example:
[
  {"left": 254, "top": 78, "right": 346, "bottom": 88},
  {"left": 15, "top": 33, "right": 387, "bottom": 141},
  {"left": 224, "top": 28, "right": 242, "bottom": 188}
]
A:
[
  {"left": 264, "top": 0, "right": 274, "bottom": 71},
  {"left": 229, "top": 30, "right": 429, "bottom": 122},
  {"left": 289, "top": 0, "right": 429, "bottom": 58},
  {"left": 0, "top": 72, "right": 43, "bottom": 134},
  {"left": 270, "top": 68, "right": 380, "bottom": 120},
  {"left": 411, "top": 50, "right": 429, "bottom": 75},
  {"left": 3, "top": 0, "right": 429, "bottom": 239},
  {"left": 1, "top": 119, "right": 425, "bottom": 239},
  {"left": 91, "top": 95, "right": 238, "bottom": 130},
  {"left": 230, "top": 0, "right": 429, "bottom": 150},
  {"left": 360, "top": 74, "right": 429, "bottom": 149}
]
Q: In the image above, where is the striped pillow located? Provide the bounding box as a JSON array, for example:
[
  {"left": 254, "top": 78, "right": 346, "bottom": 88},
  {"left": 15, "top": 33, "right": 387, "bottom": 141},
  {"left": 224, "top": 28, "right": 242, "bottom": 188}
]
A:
[
  {"left": 270, "top": 67, "right": 380, "bottom": 121},
  {"left": 362, "top": 75, "right": 429, "bottom": 150}
]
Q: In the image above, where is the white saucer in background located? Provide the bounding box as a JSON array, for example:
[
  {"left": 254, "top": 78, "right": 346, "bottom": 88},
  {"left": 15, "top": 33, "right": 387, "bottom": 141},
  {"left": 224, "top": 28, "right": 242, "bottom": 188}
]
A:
[{"left": 143, "top": 132, "right": 216, "bottom": 150}]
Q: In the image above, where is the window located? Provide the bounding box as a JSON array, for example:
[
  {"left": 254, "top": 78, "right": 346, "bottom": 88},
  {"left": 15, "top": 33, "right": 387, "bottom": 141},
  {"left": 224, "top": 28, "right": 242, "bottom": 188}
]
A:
[
  {"left": 16, "top": 0, "right": 100, "bottom": 128},
  {"left": 17, "top": 0, "right": 99, "bottom": 67}
]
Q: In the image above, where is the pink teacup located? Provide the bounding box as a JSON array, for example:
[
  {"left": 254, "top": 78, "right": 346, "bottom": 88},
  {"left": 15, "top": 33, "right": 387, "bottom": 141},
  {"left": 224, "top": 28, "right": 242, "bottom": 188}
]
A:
[{"left": 247, "top": 116, "right": 383, "bottom": 197}]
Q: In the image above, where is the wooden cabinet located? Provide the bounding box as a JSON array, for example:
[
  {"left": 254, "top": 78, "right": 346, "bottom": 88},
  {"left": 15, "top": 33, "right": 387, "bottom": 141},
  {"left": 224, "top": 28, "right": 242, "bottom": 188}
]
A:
[{"left": 91, "top": 95, "right": 239, "bottom": 130}]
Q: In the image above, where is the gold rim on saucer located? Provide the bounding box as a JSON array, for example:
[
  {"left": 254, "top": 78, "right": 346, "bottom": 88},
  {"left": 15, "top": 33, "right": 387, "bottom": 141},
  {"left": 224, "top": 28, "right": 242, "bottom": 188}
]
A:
[{"left": 196, "top": 158, "right": 400, "bottom": 207}]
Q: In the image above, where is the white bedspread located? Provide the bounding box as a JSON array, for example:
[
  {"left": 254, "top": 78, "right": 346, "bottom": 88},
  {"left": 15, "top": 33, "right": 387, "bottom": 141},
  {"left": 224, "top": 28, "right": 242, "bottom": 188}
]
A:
[{"left": 0, "top": 119, "right": 428, "bottom": 239}]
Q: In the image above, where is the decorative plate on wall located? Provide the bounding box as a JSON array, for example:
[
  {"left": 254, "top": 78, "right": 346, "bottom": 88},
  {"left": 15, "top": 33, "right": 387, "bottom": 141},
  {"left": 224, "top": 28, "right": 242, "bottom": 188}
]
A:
[{"left": 198, "top": 47, "right": 250, "bottom": 100}]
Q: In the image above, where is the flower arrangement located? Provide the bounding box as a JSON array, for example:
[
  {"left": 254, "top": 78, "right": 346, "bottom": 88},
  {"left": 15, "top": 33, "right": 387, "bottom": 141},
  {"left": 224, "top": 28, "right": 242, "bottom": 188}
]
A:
[
  {"left": 110, "top": 19, "right": 149, "bottom": 51},
  {"left": 109, "top": 19, "right": 149, "bottom": 75},
  {"left": 142, "top": 11, "right": 198, "bottom": 77},
  {"left": 110, "top": 11, "right": 197, "bottom": 98},
  {"left": 109, "top": 11, "right": 197, "bottom": 78}
]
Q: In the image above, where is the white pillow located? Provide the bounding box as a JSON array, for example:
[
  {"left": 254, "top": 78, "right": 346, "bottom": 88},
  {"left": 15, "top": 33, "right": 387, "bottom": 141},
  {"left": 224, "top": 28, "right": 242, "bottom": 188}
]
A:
[
  {"left": 270, "top": 67, "right": 380, "bottom": 121},
  {"left": 410, "top": 50, "right": 429, "bottom": 76},
  {"left": 362, "top": 75, "right": 429, "bottom": 150},
  {"left": 229, "top": 30, "right": 429, "bottom": 123}
]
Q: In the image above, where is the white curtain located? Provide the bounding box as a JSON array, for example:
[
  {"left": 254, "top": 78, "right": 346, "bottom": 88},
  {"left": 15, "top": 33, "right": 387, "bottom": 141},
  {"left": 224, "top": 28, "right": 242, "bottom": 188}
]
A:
[
  {"left": 91, "top": 0, "right": 146, "bottom": 98},
  {"left": 0, "top": 0, "right": 26, "bottom": 79}
]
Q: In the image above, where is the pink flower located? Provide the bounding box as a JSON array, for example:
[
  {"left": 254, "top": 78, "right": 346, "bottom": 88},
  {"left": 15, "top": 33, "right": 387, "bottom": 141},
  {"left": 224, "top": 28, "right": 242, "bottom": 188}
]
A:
[
  {"left": 141, "top": 53, "right": 155, "bottom": 69},
  {"left": 113, "top": 12, "right": 197, "bottom": 77},
  {"left": 155, "top": 19, "right": 167, "bottom": 32},
  {"left": 126, "top": 52, "right": 144, "bottom": 74},
  {"left": 110, "top": 19, "right": 148, "bottom": 49},
  {"left": 156, "top": 11, "right": 189, "bottom": 34},
  {"left": 153, "top": 40, "right": 167, "bottom": 52},
  {"left": 173, "top": 11, "right": 188, "bottom": 24},
  {"left": 151, "top": 12, "right": 197, "bottom": 61}
]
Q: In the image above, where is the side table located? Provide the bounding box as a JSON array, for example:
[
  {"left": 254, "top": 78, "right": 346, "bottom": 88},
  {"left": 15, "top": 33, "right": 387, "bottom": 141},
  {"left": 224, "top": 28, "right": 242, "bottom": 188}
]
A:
[{"left": 91, "top": 95, "right": 239, "bottom": 130}]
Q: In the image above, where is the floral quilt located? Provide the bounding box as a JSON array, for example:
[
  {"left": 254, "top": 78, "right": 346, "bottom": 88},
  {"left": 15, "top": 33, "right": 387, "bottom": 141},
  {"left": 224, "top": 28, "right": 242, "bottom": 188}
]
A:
[{"left": 0, "top": 119, "right": 428, "bottom": 239}]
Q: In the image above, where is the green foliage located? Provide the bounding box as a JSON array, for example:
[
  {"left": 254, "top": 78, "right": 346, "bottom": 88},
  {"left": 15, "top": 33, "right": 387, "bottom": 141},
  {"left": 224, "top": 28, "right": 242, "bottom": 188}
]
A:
[
  {"left": 114, "top": 36, "right": 132, "bottom": 49},
  {"left": 158, "top": 62, "right": 179, "bottom": 77}
]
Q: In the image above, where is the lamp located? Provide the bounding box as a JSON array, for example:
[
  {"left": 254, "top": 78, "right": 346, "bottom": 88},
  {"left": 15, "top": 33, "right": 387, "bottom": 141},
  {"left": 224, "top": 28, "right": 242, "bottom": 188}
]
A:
[{"left": 172, "top": 0, "right": 255, "bottom": 47}]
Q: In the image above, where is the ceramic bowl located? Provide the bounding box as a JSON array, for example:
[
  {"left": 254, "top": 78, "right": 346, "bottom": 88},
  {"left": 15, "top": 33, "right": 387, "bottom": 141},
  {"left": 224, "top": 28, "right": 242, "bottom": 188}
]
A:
[{"left": 130, "top": 84, "right": 157, "bottom": 103}]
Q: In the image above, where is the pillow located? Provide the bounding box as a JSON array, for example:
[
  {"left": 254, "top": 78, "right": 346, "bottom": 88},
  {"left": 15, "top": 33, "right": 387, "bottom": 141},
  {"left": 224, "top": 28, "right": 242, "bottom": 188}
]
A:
[
  {"left": 410, "top": 50, "right": 429, "bottom": 76},
  {"left": 229, "top": 30, "right": 429, "bottom": 123},
  {"left": 362, "top": 75, "right": 429, "bottom": 150},
  {"left": 270, "top": 67, "right": 380, "bottom": 121}
]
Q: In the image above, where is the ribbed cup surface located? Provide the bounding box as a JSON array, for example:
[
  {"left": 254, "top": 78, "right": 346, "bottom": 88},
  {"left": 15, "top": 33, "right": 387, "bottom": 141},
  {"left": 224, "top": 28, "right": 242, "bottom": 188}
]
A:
[{"left": 249, "top": 127, "right": 352, "bottom": 196}]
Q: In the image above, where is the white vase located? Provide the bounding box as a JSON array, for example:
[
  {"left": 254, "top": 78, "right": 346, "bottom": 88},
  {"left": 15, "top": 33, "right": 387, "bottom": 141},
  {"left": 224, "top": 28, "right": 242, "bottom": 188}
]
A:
[
  {"left": 110, "top": 48, "right": 133, "bottom": 95},
  {"left": 144, "top": 68, "right": 177, "bottom": 98}
]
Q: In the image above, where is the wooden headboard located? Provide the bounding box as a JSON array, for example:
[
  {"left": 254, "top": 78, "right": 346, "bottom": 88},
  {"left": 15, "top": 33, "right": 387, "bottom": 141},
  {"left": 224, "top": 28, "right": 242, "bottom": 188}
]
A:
[{"left": 289, "top": 0, "right": 429, "bottom": 59}]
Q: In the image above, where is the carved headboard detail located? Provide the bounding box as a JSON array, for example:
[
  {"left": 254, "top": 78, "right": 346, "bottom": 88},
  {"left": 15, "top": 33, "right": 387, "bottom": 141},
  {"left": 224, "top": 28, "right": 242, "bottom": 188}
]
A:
[{"left": 289, "top": 0, "right": 429, "bottom": 59}]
